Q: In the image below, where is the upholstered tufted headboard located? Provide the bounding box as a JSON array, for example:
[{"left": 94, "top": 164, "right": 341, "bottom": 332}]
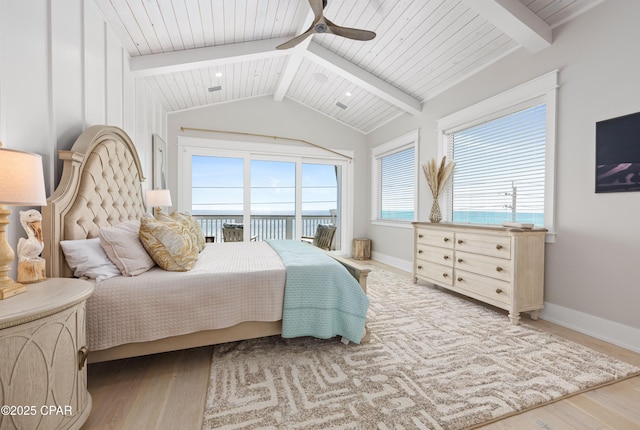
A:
[{"left": 42, "top": 125, "right": 147, "bottom": 278}]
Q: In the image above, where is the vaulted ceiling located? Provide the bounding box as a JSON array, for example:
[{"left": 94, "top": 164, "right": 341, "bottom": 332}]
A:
[{"left": 95, "top": 0, "right": 602, "bottom": 134}]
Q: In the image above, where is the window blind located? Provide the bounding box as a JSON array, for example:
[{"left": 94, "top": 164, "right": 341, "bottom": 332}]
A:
[
  {"left": 378, "top": 146, "right": 415, "bottom": 221},
  {"left": 446, "top": 103, "right": 546, "bottom": 226}
]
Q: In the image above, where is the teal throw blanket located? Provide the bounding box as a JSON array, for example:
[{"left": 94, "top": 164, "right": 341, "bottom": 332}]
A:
[{"left": 267, "top": 240, "right": 369, "bottom": 344}]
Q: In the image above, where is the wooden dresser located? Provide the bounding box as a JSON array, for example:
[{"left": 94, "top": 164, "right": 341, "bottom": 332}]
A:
[
  {"left": 412, "top": 222, "right": 546, "bottom": 325},
  {"left": 0, "top": 278, "right": 93, "bottom": 430}
]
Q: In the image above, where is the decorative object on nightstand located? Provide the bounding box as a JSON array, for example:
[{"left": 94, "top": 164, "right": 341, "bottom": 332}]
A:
[
  {"left": 422, "top": 156, "right": 455, "bottom": 223},
  {"left": 146, "top": 189, "right": 172, "bottom": 218},
  {"left": 0, "top": 278, "right": 94, "bottom": 430},
  {"left": 17, "top": 209, "right": 46, "bottom": 284},
  {"left": 0, "top": 144, "right": 47, "bottom": 299}
]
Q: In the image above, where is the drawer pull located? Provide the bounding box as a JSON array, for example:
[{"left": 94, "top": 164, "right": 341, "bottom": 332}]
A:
[
  {"left": 496, "top": 244, "right": 503, "bottom": 250},
  {"left": 496, "top": 266, "right": 503, "bottom": 272},
  {"left": 443, "top": 237, "right": 449, "bottom": 242},
  {"left": 418, "top": 249, "right": 423, "bottom": 254},
  {"left": 457, "top": 277, "right": 463, "bottom": 282},
  {"left": 417, "top": 265, "right": 423, "bottom": 270},
  {"left": 495, "top": 288, "right": 503, "bottom": 294},
  {"left": 457, "top": 258, "right": 463, "bottom": 263},
  {"left": 442, "top": 273, "right": 449, "bottom": 278},
  {"left": 419, "top": 234, "right": 424, "bottom": 238},
  {"left": 443, "top": 255, "right": 449, "bottom": 260},
  {"left": 457, "top": 239, "right": 463, "bottom": 244},
  {"left": 78, "top": 346, "right": 89, "bottom": 371}
]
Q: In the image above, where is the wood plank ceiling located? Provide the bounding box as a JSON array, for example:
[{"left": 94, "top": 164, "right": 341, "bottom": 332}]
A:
[{"left": 95, "top": 0, "right": 603, "bottom": 134}]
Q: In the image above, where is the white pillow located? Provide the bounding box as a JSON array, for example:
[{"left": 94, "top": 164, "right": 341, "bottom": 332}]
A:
[
  {"left": 99, "top": 219, "right": 156, "bottom": 276},
  {"left": 60, "top": 238, "right": 121, "bottom": 282}
]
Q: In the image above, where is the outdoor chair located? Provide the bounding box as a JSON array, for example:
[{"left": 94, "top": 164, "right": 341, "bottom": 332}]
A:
[
  {"left": 302, "top": 224, "right": 336, "bottom": 251},
  {"left": 222, "top": 223, "right": 256, "bottom": 242}
]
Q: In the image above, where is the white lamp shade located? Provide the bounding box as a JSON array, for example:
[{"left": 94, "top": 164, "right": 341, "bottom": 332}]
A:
[
  {"left": 0, "top": 148, "right": 47, "bottom": 206},
  {"left": 146, "top": 189, "right": 172, "bottom": 207}
]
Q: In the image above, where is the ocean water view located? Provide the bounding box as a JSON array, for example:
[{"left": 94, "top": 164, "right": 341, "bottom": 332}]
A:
[{"left": 381, "top": 210, "right": 544, "bottom": 226}]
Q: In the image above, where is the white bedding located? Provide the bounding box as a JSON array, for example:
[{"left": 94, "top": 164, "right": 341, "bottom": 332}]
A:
[{"left": 86, "top": 241, "right": 286, "bottom": 351}]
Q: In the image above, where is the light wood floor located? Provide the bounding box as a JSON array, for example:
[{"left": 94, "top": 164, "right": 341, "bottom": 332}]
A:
[{"left": 81, "top": 263, "right": 640, "bottom": 430}]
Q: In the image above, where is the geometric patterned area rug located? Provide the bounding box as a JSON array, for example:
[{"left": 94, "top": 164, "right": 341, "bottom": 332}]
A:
[{"left": 202, "top": 268, "right": 640, "bottom": 430}]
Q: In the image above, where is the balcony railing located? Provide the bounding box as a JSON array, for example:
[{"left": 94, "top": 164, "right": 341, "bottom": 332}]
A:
[{"left": 193, "top": 214, "right": 336, "bottom": 242}]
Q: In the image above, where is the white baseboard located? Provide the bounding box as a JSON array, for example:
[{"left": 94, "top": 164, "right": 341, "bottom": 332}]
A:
[
  {"left": 371, "top": 252, "right": 640, "bottom": 354},
  {"left": 540, "top": 302, "right": 640, "bottom": 353},
  {"left": 370, "top": 251, "right": 413, "bottom": 273}
]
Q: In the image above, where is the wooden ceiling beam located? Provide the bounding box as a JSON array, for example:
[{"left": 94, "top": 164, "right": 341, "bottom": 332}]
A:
[
  {"left": 460, "top": 0, "right": 552, "bottom": 53},
  {"left": 305, "top": 42, "right": 422, "bottom": 116},
  {"left": 129, "top": 37, "right": 292, "bottom": 77},
  {"left": 273, "top": 6, "right": 315, "bottom": 101},
  {"left": 129, "top": 29, "right": 422, "bottom": 117}
]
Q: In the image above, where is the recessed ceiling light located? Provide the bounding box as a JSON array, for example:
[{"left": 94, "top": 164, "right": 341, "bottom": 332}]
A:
[
  {"left": 312, "top": 73, "right": 328, "bottom": 84},
  {"left": 215, "top": 72, "right": 223, "bottom": 78},
  {"left": 345, "top": 91, "right": 352, "bottom": 97}
]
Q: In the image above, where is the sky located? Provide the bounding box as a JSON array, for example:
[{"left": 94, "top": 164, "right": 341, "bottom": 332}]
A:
[{"left": 191, "top": 156, "right": 338, "bottom": 215}]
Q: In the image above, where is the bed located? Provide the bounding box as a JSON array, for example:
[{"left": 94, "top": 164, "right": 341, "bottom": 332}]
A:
[{"left": 41, "top": 125, "right": 370, "bottom": 363}]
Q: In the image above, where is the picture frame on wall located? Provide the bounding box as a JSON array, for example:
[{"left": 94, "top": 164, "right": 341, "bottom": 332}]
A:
[
  {"left": 595, "top": 111, "right": 640, "bottom": 193},
  {"left": 152, "top": 134, "right": 167, "bottom": 189}
]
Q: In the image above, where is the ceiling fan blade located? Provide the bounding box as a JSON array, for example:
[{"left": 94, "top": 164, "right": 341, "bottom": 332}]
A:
[
  {"left": 309, "top": 0, "right": 325, "bottom": 22},
  {"left": 278, "top": 0, "right": 375, "bottom": 50},
  {"left": 325, "top": 19, "right": 376, "bottom": 41},
  {"left": 276, "top": 25, "right": 316, "bottom": 50}
]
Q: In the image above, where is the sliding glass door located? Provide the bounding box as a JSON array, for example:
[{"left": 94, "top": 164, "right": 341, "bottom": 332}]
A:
[
  {"left": 192, "top": 155, "right": 244, "bottom": 218},
  {"left": 179, "top": 138, "right": 352, "bottom": 252},
  {"left": 302, "top": 163, "right": 340, "bottom": 247},
  {"left": 250, "top": 159, "right": 296, "bottom": 240}
]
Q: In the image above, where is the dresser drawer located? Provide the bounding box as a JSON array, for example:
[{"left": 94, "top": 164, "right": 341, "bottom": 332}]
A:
[
  {"left": 455, "top": 251, "right": 512, "bottom": 282},
  {"left": 454, "top": 232, "right": 511, "bottom": 259},
  {"left": 416, "top": 228, "right": 454, "bottom": 249},
  {"left": 413, "top": 222, "right": 545, "bottom": 325},
  {"left": 417, "top": 245, "right": 454, "bottom": 267},
  {"left": 454, "top": 269, "right": 512, "bottom": 305},
  {"left": 415, "top": 261, "right": 453, "bottom": 286}
]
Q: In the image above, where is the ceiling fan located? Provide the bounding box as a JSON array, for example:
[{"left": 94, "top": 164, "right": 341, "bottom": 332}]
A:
[{"left": 276, "top": 0, "right": 376, "bottom": 50}]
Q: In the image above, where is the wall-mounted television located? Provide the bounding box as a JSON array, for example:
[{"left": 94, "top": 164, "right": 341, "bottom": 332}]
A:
[{"left": 596, "top": 111, "right": 640, "bottom": 193}]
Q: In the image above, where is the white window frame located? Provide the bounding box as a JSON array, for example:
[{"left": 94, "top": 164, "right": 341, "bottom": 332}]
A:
[
  {"left": 371, "top": 129, "right": 420, "bottom": 228},
  {"left": 436, "top": 70, "right": 558, "bottom": 242},
  {"left": 177, "top": 135, "right": 354, "bottom": 254}
]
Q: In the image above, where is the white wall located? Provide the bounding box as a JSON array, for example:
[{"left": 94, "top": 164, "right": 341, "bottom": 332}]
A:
[
  {"left": 0, "top": 0, "right": 165, "bottom": 278},
  {"left": 167, "top": 96, "right": 368, "bottom": 238},
  {"left": 367, "top": 0, "right": 640, "bottom": 350}
]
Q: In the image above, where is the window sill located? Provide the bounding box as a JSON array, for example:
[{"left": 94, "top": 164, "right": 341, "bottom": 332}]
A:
[
  {"left": 371, "top": 219, "right": 414, "bottom": 229},
  {"left": 545, "top": 231, "right": 556, "bottom": 244}
]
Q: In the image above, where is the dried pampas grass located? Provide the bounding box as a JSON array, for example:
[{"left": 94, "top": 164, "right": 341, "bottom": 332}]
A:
[{"left": 423, "top": 156, "right": 455, "bottom": 198}]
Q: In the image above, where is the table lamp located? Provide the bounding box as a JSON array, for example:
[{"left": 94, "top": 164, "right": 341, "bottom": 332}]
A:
[
  {"left": 146, "top": 189, "right": 172, "bottom": 217},
  {"left": 0, "top": 145, "right": 47, "bottom": 299}
]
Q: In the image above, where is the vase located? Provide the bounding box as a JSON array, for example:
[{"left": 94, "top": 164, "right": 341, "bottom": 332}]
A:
[{"left": 429, "top": 198, "right": 442, "bottom": 223}]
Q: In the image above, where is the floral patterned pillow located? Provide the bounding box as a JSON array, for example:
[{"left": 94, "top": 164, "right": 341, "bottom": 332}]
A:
[
  {"left": 139, "top": 216, "right": 198, "bottom": 271},
  {"left": 169, "top": 211, "right": 206, "bottom": 252}
]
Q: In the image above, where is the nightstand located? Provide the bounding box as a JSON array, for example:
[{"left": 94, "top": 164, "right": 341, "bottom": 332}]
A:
[{"left": 0, "top": 278, "right": 94, "bottom": 430}]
